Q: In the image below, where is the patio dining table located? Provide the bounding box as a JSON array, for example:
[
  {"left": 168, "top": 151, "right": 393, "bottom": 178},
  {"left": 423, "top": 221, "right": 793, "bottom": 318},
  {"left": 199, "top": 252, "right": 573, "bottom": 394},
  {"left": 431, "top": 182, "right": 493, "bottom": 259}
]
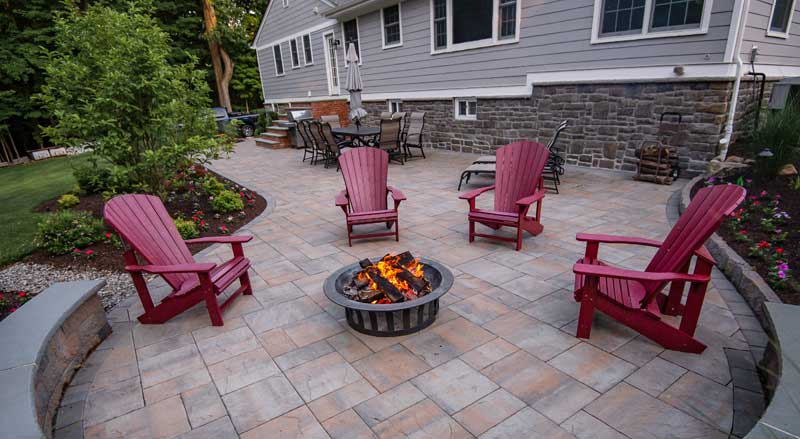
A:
[{"left": 332, "top": 126, "right": 380, "bottom": 146}]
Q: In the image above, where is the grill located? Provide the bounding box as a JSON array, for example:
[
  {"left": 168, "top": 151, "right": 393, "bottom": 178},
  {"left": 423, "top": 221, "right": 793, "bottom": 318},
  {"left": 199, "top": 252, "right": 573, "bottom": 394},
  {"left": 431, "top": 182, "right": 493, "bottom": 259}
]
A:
[{"left": 323, "top": 258, "right": 453, "bottom": 337}]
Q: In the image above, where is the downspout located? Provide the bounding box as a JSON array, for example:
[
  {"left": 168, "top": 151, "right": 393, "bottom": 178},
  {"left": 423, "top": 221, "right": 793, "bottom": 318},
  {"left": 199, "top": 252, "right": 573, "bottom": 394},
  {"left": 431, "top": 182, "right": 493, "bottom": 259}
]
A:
[{"left": 718, "top": 0, "right": 750, "bottom": 160}]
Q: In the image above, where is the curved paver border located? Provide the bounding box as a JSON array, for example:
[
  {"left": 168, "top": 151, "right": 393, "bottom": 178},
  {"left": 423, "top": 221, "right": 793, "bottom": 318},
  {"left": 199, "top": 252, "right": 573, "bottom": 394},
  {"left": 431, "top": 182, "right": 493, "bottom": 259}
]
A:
[{"left": 0, "top": 280, "right": 109, "bottom": 438}]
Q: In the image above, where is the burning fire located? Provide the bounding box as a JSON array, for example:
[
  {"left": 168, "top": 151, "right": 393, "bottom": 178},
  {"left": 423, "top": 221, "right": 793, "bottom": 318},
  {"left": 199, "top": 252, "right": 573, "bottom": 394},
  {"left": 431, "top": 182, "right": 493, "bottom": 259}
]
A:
[{"left": 343, "top": 252, "right": 431, "bottom": 304}]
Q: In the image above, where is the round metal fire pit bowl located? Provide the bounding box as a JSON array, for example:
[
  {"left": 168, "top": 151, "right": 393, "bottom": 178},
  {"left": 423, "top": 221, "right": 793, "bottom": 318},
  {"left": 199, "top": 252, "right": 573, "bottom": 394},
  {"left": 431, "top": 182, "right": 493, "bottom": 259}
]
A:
[{"left": 323, "top": 258, "right": 453, "bottom": 337}]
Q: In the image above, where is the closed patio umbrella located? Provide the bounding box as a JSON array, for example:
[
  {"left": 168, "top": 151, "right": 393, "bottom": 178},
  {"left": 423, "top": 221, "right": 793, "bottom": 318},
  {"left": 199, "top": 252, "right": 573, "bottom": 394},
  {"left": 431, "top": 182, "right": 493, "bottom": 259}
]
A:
[{"left": 345, "top": 43, "right": 367, "bottom": 126}]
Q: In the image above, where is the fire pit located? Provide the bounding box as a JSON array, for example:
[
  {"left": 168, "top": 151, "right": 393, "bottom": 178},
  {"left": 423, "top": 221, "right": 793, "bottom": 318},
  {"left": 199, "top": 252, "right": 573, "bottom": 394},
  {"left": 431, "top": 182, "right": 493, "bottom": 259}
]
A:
[{"left": 323, "top": 253, "right": 453, "bottom": 337}]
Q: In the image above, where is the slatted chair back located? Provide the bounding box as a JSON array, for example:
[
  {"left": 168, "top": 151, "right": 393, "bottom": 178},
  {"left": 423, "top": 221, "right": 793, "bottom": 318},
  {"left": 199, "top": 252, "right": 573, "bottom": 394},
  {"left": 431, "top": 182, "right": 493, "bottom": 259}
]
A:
[
  {"left": 307, "top": 121, "right": 327, "bottom": 152},
  {"left": 380, "top": 111, "right": 393, "bottom": 120},
  {"left": 406, "top": 112, "right": 425, "bottom": 145},
  {"left": 296, "top": 119, "right": 313, "bottom": 148},
  {"left": 493, "top": 141, "right": 550, "bottom": 213},
  {"left": 377, "top": 118, "right": 402, "bottom": 151},
  {"left": 547, "top": 120, "right": 569, "bottom": 151},
  {"left": 321, "top": 115, "right": 341, "bottom": 128},
  {"left": 104, "top": 194, "right": 196, "bottom": 291},
  {"left": 320, "top": 122, "right": 341, "bottom": 155},
  {"left": 339, "top": 148, "right": 389, "bottom": 214},
  {"left": 644, "top": 184, "right": 745, "bottom": 290}
]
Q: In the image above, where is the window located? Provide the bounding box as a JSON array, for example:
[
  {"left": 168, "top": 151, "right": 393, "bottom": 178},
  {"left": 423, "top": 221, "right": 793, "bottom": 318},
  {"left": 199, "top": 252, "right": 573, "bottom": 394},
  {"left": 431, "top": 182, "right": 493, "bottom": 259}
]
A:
[
  {"left": 342, "top": 19, "right": 361, "bottom": 65},
  {"left": 433, "top": 0, "right": 447, "bottom": 49},
  {"left": 388, "top": 100, "right": 402, "bottom": 113},
  {"left": 454, "top": 98, "right": 477, "bottom": 120},
  {"left": 290, "top": 39, "right": 300, "bottom": 68},
  {"left": 302, "top": 34, "right": 313, "bottom": 64},
  {"left": 273, "top": 44, "right": 284, "bottom": 76},
  {"left": 593, "top": 0, "right": 712, "bottom": 43},
  {"left": 768, "top": 0, "right": 796, "bottom": 37},
  {"left": 601, "top": 0, "right": 646, "bottom": 34},
  {"left": 499, "top": 0, "right": 518, "bottom": 39},
  {"left": 282, "top": 0, "right": 288, "bottom": 7},
  {"left": 430, "top": 0, "right": 520, "bottom": 53},
  {"left": 382, "top": 4, "right": 403, "bottom": 48},
  {"left": 651, "top": 0, "right": 704, "bottom": 29}
]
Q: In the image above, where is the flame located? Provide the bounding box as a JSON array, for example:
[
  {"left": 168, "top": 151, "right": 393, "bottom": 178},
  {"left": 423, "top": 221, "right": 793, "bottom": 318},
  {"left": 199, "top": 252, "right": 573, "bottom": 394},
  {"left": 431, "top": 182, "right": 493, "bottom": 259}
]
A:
[{"left": 365, "top": 254, "right": 425, "bottom": 299}]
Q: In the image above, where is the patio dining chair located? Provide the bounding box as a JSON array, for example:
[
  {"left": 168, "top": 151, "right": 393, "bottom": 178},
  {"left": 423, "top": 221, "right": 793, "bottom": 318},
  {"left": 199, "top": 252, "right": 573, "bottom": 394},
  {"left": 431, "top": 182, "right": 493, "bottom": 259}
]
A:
[
  {"left": 320, "top": 115, "right": 342, "bottom": 128},
  {"left": 298, "top": 120, "right": 324, "bottom": 165},
  {"left": 369, "top": 118, "right": 404, "bottom": 165},
  {"left": 319, "top": 122, "right": 354, "bottom": 169},
  {"left": 403, "top": 112, "right": 426, "bottom": 159},
  {"left": 544, "top": 120, "right": 569, "bottom": 193}
]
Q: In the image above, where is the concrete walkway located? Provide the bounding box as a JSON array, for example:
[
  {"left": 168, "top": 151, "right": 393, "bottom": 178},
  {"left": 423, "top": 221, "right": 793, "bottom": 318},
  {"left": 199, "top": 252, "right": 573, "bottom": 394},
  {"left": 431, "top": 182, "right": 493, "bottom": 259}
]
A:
[{"left": 56, "top": 140, "right": 762, "bottom": 438}]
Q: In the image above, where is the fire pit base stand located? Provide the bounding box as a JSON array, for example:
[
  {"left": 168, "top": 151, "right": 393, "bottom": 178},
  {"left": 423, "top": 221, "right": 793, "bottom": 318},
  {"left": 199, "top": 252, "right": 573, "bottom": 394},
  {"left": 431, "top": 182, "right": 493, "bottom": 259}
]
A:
[{"left": 324, "top": 258, "right": 453, "bottom": 337}]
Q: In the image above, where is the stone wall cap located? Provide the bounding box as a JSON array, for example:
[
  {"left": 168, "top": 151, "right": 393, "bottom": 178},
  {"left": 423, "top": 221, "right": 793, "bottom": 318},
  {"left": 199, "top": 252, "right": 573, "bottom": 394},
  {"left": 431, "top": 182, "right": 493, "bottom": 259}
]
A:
[
  {"left": 0, "top": 364, "right": 41, "bottom": 439},
  {"left": 0, "top": 279, "right": 106, "bottom": 371}
]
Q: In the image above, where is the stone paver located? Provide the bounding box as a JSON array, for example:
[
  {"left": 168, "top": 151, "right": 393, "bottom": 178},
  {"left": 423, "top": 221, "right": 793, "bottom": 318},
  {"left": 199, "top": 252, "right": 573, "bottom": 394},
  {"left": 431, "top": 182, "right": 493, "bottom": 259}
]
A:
[{"left": 58, "top": 143, "right": 755, "bottom": 438}]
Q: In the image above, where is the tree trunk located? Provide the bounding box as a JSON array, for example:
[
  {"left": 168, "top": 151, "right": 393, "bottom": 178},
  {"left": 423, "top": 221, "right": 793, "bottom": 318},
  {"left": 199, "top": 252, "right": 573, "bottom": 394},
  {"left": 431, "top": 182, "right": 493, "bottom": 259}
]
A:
[{"left": 201, "top": 0, "right": 233, "bottom": 112}]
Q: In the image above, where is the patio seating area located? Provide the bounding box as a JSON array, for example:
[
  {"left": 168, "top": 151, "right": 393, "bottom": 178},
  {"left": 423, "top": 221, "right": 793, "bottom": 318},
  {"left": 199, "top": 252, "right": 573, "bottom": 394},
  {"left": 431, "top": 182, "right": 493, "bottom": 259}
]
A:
[{"left": 55, "top": 140, "right": 766, "bottom": 439}]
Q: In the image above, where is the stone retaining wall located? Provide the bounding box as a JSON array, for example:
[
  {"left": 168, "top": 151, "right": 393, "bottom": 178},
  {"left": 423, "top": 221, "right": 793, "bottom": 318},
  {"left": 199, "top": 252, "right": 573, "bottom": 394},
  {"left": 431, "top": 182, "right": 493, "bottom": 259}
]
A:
[
  {"left": 360, "top": 80, "right": 770, "bottom": 175},
  {"left": 0, "top": 280, "right": 108, "bottom": 438}
]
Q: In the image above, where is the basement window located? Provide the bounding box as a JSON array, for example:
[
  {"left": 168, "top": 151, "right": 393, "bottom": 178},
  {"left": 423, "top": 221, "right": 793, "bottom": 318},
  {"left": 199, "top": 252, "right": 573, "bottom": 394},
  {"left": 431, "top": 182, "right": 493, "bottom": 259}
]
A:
[{"left": 454, "top": 98, "right": 477, "bottom": 120}]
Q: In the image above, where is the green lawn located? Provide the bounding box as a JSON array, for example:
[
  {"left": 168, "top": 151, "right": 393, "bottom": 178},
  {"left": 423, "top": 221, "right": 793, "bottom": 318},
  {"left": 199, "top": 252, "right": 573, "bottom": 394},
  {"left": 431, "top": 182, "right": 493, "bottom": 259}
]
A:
[{"left": 0, "top": 154, "right": 92, "bottom": 266}]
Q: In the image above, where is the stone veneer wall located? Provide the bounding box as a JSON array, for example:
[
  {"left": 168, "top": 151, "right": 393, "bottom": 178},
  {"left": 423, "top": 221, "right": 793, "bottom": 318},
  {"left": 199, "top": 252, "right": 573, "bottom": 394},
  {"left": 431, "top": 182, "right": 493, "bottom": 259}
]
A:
[
  {"left": 277, "top": 100, "right": 351, "bottom": 126},
  {"left": 363, "top": 81, "right": 743, "bottom": 174}
]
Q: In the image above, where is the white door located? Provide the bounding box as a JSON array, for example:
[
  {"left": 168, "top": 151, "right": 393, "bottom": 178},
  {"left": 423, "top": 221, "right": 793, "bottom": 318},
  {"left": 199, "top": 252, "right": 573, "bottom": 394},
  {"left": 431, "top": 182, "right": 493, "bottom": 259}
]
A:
[{"left": 323, "top": 32, "right": 340, "bottom": 95}]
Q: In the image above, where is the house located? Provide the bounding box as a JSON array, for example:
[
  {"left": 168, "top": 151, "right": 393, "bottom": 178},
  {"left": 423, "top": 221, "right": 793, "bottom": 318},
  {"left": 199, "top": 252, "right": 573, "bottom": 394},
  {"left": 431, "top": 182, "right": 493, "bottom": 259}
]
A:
[{"left": 252, "top": 0, "right": 800, "bottom": 173}]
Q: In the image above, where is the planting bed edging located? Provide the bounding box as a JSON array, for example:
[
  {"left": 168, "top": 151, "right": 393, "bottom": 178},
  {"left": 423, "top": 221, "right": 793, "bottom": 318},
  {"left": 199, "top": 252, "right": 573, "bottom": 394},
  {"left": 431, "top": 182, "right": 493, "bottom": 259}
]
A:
[
  {"left": 681, "top": 176, "right": 781, "bottom": 328},
  {"left": 0, "top": 279, "right": 109, "bottom": 439},
  {"left": 745, "top": 302, "right": 800, "bottom": 439}
]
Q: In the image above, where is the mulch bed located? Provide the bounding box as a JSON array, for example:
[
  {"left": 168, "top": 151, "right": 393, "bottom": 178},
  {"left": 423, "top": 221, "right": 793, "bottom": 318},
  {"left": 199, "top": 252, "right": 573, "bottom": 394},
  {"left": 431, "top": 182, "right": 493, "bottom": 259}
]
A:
[
  {"left": 692, "top": 169, "right": 799, "bottom": 304},
  {"left": 27, "top": 170, "right": 266, "bottom": 273}
]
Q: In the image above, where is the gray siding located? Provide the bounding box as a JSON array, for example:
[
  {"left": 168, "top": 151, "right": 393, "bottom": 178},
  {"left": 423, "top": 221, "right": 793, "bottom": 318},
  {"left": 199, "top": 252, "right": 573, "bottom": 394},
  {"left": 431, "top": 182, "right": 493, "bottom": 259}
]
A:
[
  {"left": 257, "top": 25, "right": 337, "bottom": 100},
  {"left": 255, "top": 0, "right": 334, "bottom": 47},
  {"left": 258, "top": 0, "right": 737, "bottom": 100},
  {"left": 740, "top": 0, "right": 800, "bottom": 67}
]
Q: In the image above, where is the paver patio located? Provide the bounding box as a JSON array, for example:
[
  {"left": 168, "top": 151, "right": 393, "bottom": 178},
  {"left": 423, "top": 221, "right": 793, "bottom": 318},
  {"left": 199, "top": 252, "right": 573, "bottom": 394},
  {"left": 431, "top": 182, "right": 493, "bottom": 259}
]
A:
[{"left": 58, "top": 140, "right": 760, "bottom": 438}]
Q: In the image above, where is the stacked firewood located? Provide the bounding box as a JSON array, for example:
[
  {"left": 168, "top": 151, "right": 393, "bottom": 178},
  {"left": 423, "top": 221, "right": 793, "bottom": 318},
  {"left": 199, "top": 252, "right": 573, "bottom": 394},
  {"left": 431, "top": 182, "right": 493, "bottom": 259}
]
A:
[
  {"left": 342, "top": 252, "right": 431, "bottom": 304},
  {"left": 634, "top": 142, "right": 679, "bottom": 185}
]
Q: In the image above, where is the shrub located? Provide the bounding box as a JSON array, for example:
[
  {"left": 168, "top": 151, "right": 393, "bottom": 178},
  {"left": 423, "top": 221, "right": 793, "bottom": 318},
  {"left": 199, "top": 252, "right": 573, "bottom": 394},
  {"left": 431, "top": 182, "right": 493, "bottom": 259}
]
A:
[
  {"left": 211, "top": 190, "right": 244, "bottom": 213},
  {"left": 202, "top": 176, "right": 226, "bottom": 197},
  {"left": 35, "top": 210, "right": 104, "bottom": 255},
  {"left": 750, "top": 103, "right": 800, "bottom": 178},
  {"left": 173, "top": 217, "right": 199, "bottom": 239},
  {"left": 57, "top": 194, "right": 80, "bottom": 208},
  {"left": 74, "top": 165, "right": 111, "bottom": 194}
]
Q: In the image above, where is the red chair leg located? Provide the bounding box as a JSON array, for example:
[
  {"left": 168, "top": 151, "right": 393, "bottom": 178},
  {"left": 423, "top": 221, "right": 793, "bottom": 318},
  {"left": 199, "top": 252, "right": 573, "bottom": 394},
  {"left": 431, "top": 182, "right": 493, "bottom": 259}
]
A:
[
  {"left": 516, "top": 225, "right": 523, "bottom": 251},
  {"left": 200, "top": 273, "right": 223, "bottom": 326},
  {"left": 395, "top": 218, "right": 399, "bottom": 242},
  {"left": 576, "top": 279, "right": 598, "bottom": 339},
  {"left": 240, "top": 270, "right": 253, "bottom": 295},
  {"left": 469, "top": 221, "right": 475, "bottom": 242}
]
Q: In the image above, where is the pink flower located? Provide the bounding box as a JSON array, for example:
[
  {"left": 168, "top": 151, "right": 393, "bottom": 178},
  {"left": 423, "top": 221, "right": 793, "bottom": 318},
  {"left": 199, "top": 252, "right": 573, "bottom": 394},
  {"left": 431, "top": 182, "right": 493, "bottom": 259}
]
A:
[
  {"left": 757, "top": 241, "right": 770, "bottom": 249},
  {"left": 760, "top": 190, "right": 768, "bottom": 197},
  {"left": 72, "top": 248, "right": 81, "bottom": 253},
  {"left": 778, "top": 271, "right": 786, "bottom": 279},
  {"left": 18, "top": 292, "right": 26, "bottom": 298},
  {"left": 105, "top": 232, "right": 112, "bottom": 239},
  {"left": 776, "top": 248, "right": 784, "bottom": 254},
  {"left": 85, "top": 249, "right": 94, "bottom": 256},
  {"left": 9, "top": 307, "right": 17, "bottom": 313}
]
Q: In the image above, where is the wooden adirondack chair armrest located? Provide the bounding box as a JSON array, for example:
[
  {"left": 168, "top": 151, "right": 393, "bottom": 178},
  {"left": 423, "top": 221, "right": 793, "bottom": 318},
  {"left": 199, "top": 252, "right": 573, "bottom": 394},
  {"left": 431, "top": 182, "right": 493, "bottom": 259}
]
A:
[
  {"left": 576, "top": 233, "right": 663, "bottom": 248},
  {"left": 185, "top": 236, "right": 252, "bottom": 245},
  {"left": 695, "top": 245, "right": 715, "bottom": 264},
  {"left": 125, "top": 263, "right": 217, "bottom": 274},
  {"left": 459, "top": 185, "right": 495, "bottom": 200},
  {"left": 573, "top": 263, "right": 710, "bottom": 284},
  {"left": 387, "top": 186, "right": 406, "bottom": 202},
  {"left": 335, "top": 190, "right": 349, "bottom": 207},
  {"left": 516, "top": 190, "right": 545, "bottom": 208}
]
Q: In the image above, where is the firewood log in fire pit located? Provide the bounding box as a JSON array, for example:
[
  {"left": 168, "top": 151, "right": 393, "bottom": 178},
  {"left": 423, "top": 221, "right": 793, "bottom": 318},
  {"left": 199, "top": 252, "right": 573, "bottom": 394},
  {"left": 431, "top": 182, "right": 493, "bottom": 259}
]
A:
[{"left": 343, "top": 252, "right": 431, "bottom": 304}]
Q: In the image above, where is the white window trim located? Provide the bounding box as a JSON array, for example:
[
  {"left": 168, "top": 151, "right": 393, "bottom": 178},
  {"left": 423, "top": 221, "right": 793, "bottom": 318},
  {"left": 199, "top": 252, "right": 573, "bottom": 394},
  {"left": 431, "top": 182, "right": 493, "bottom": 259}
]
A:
[
  {"left": 302, "top": 34, "right": 314, "bottom": 65},
  {"left": 766, "top": 0, "right": 796, "bottom": 38},
  {"left": 273, "top": 44, "right": 285, "bottom": 76},
  {"left": 454, "top": 98, "right": 477, "bottom": 120},
  {"left": 341, "top": 17, "right": 363, "bottom": 66},
  {"left": 388, "top": 99, "right": 402, "bottom": 112},
  {"left": 290, "top": 38, "right": 301, "bottom": 68},
  {"left": 381, "top": 3, "right": 404, "bottom": 49},
  {"left": 282, "top": 0, "right": 288, "bottom": 8},
  {"left": 429, "top": 0, "right": 521, "bottom": 55},
  {"left": 590, "top": 0, "right": 714, "bottom": 44}
]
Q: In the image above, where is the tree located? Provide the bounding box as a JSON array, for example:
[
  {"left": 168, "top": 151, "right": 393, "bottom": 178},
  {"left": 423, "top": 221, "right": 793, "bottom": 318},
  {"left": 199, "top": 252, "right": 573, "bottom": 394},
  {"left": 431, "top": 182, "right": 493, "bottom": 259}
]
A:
[
  {"left": 38, "top": 3, "right": 231, "bottom": 195},
  {"left": 202, "top": 0, "right": 234, "bottom": 111}
]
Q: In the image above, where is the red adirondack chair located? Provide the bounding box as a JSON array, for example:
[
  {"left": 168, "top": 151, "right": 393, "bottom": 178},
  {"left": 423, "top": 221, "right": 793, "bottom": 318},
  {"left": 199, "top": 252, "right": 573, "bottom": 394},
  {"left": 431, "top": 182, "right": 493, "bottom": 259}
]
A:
[
  {"left": 459, "top": 141, "right": 550, "bottom": 251},
  {"left": 336, "top": 148, "right": 406, "bottom": 246},
  {"left": 104, "top": 194, "right": 253, "bottom": 326},
  {"left": 572, "top": 184, "right": 746, "bottom": 353}
]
